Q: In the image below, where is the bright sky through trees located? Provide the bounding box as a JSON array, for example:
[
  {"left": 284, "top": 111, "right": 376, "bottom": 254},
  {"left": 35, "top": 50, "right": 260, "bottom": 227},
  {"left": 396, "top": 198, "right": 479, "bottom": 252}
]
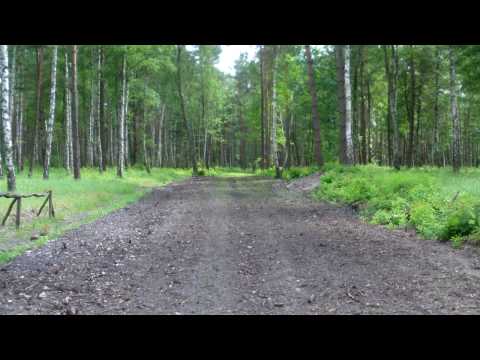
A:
[
  {"left": 216, "top": 45, "right": 257, "bottom": 75},
  {"left": 214, "top": 45, "right": 326, "bottom": 75}
]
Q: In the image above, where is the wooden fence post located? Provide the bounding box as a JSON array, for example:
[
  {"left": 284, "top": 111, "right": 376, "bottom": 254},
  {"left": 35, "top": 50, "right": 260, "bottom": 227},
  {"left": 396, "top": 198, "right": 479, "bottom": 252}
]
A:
[{"left": 16, "top": 198, "right": 21, "bottom": 229}]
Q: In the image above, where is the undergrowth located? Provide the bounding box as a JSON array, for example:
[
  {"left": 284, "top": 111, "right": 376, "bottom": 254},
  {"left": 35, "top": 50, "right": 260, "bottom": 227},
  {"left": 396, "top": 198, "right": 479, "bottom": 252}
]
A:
[{"left": 313, "top": 163, "right": 480, "bottom": 248}]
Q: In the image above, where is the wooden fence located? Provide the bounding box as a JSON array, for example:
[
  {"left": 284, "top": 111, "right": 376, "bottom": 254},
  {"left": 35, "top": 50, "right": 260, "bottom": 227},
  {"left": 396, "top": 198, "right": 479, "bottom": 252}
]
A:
[{"left": 0, "top": 191, "right": 55, "bottom": 229}]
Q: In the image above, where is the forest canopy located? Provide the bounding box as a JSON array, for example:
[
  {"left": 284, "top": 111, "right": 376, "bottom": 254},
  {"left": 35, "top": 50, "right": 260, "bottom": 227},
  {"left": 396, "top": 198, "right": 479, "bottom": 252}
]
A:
[{"left": 0, "top": 45, "right": 476, "bottom": 192}]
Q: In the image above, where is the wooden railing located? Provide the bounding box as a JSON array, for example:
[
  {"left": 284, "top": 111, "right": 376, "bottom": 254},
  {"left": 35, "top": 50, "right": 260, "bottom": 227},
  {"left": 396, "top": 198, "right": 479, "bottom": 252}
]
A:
[{"left": 0, "top": 191, "right": 55, "bottom": 229}]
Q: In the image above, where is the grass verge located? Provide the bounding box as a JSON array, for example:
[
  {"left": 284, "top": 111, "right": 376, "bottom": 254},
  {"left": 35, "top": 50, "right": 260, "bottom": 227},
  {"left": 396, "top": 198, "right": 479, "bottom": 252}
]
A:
[
  {"left": 313, "top": 163, "right": 480, "bottom": 248},
  {"left": 0, "top": 167, "right": 191, "bottom": 264}
]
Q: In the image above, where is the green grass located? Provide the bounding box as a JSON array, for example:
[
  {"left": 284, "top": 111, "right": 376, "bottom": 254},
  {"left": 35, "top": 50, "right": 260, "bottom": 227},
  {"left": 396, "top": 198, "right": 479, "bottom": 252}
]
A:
[
  {"left": 203, "top": 167, "right": 256, "bottom": 178},
  {"left": 313, "top": 163, "right": 480, "bottom": 248},
  {"left": 0, "top": 167, "right": 192, "bottom": 264}
]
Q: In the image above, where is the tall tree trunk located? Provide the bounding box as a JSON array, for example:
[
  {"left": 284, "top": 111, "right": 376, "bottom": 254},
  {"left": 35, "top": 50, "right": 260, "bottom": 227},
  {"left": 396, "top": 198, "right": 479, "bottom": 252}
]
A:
[
  {"left": 71, "top": 45, "right": 81, "bottom": 179},
  {"left": 304, "top": 45, "right": 324, "bottom": 167},
  {"left": 260, "top": 46, "right": 266, "bottom": 169},
  {"left": 384, "top": 45, "right": 401, "bottom": 170},
  {"left": 96, "top": 48, "right": 104, "bottom": 173},
  {"left": 0, "top": 45, "right": 16, "bottom": 192},
  {"left": 16, "top": 87, "right": 23, "bottom": 172},
  {"left": 124, "top": 81, "right": 130, "bottom": 168},
  {"left": 336, "top": 45, "right": 354, "bottom": 165},
  {"left": 64, "top": 50, "right": 72, "bottom": 172},
  {"left": 270, "top": 46, "right": 281, "bottom": 178},
  {"left": 29, "top": 46, "right": 44, "bottom": 177},
  {"left": 407, "top": 45, "right": 416, "bottom": 168},
  {"left": 359, "top": 46, "right": 369, "bottom": 164},
  {"left": 449, "top": 46, "right": 461, "bottom": 173},
  {"left": 176, "top": 46, "right": 198, "bottom": 176},
  {"left": 117, "top": 52, "right": 126, "bottom": 178},
  {"left": 156, "top": 103, "right": 165, "bottom": 167},
  {"left": 86, "top": 51, "right": 95, "bottom": 168},
  {"left": 9, "top": 46, "right": 16, "bottom": 145},
  {"left": 433, "top": 46, "right": 442, "bottom": 167},
  {"left": 99, "top": 46, "right": 106, "bottom": 171},
  {"left": 43, "top": 45, "right": 58, "bottom": 179}
]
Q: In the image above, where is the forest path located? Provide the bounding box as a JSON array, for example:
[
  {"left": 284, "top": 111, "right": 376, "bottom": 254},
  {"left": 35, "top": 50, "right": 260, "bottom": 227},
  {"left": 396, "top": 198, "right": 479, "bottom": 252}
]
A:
[{"left": 1, "top": 176, "right": 480, "bottom": 314}]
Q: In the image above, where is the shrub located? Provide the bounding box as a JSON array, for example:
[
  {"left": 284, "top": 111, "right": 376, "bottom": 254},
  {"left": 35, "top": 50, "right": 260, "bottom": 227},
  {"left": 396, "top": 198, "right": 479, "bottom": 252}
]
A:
[
  {"left": 313, "top": 164, "right": 480, "bottom": 247},
  {"left": 451, "top": 235, "right": 464, "bottom": 249},
  {"left": 440, "top": 203, "right": 478, "bottom": 241}
]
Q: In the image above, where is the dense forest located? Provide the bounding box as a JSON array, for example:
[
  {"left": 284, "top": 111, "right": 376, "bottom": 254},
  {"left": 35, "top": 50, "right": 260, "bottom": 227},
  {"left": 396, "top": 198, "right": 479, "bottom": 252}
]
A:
[
  {"left": 0, "top": 45, "right": 479, "bottom": 191},
  {"left": 4, "top": 45, "right": 480, "bottom": 315}
]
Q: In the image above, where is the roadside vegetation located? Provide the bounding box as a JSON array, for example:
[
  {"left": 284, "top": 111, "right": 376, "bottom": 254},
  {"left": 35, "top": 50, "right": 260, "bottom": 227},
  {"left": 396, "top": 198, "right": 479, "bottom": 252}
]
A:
[
  {"left": 313, "top": 164, "right": 480, "bottom": 248},
  {"left": 259, "top": 163, "right": 480, "bottom": 249},
  {"left": 0, "top": 167, "right": 191, "bottom": 263}
]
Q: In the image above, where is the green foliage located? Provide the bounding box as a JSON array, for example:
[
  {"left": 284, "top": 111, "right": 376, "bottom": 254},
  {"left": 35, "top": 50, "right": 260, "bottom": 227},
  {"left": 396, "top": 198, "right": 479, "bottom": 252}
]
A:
[
  {"left": 313, "top": 164, "right": 480, "bottom": 247},
  {"left": 0, "top": 167, "right": 191, "bottom": 264},
  {"left": 451, "top": 235, "right": 464, "bottom": 249}
]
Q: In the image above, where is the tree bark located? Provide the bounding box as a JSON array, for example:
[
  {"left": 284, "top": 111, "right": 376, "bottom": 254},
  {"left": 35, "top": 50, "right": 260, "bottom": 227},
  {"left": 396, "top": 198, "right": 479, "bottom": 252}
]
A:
[
  {"left": 86, "top": 50, "right": 95, "bottom": 168},
  {"left": 304, "top": 45, "right": 324, "bottom": 167},
  {"left": 407, "top": 46, "right": 416, "bottom": 167},
  {"left": 449, "top": 46, "right": 461, "bottom": 173},
  {"left": 176, "top": 46, "right": 198, "bottom": 176},
  {"left": 359, "top": 46, "right": 369, "bottom": 164},
  {"left": 43, "top": 45, "right": 58, "bottom": 179},
  {"left": 70, "top": 45, "right": 81, "bottom": 179},
  {"left": 63, "top": 50, "right": 72, "bottom": 172},
  {"left": 95, "top": 48, "right": 104, "bottom": 172},
  {"left": 384, "top": 45, "right": 401, "bottom": 170},
  {"left": 29, "top": 46, "right": 44, "bottom": 177},
  {"left": 117, "top": 52, "right": 126, "bottom": 178},
  {"left": 336, "top": 45, "right": 354, "bottom": 165},
  {"left": 99, "top": 46, "right": 106, "bottom": 171},
  {"left": 0, "top": 45, "right": 16, "bottom": 192},
  {"left": 260, "top": 46, "right": 266, "bottom": 169}
]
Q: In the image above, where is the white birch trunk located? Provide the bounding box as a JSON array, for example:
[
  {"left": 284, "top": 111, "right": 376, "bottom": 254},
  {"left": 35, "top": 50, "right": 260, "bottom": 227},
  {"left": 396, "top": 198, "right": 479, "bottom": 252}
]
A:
[
  {"left": 43, "top": 45, "right": 58, "bottom": 179},
  {"left": 124, "top": 81, "right": 129, "bottom": 168},
  {"left": 64, "top": 51, "right": 72, "bottom": 172},
  {"left": 9, "top": 46, "right": 16, "bottom": 142},
  {"left": 0, "top": 45, "right": 16, "bottom": 192},
  {"left": 117, "top": 53, "right": 126, "bottom": 177},
  {"left": 343, "top": 45, "right": 354, "bottom": 164},
  {"left": 271, "top": 46, "right": 280, "bottom": 177}
]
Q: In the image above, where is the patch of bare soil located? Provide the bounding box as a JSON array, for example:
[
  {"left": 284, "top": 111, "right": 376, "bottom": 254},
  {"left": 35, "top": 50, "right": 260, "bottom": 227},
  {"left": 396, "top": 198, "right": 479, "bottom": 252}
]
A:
[
  {"left": 285, "top": 172, "right": 322, "bottom": 193},
  {"left": 1, "top": 176, "right": 480, "bottom": 314}
]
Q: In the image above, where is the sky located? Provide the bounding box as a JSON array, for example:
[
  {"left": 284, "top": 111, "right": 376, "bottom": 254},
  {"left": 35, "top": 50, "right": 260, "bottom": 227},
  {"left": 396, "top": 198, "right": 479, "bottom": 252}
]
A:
[
  {"left": 187, "top": 45, "right": 327, "bottom": 76},
  {"left": 216, "top": 45, "right": 257, "bottom": 75}
]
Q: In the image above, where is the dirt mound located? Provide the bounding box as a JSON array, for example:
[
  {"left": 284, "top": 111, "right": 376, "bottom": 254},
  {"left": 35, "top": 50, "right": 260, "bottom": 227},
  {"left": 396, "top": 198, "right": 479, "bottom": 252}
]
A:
[{"left": 285, "top": 172, "right": 322, "bottom": 193}]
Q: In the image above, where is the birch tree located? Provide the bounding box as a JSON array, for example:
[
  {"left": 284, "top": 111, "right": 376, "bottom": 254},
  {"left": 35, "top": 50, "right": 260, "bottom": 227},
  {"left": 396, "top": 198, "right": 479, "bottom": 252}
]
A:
[
  {"left": 71, "top": 45, "right": 81, "bottom": 179},
  {"left": 176, "top": 45, "right": 198, "bottom": 176},
  {"left": 336, "top": 45, "right": 354, "bottom": 165},
  {"left": 271, "top": 46, "right": 281, "bottom": 178},
  {"left": 43, "top": 45, "right": 58, "bottom": 179},
  {"left": 117, "top": 51, "right": 126, "bottom": 178},
  {"left": 63, "top": 50, "right": 73, "bottom": 172},
  {"left": 0, "top": 45, "right": 16, "bottom": 192}
]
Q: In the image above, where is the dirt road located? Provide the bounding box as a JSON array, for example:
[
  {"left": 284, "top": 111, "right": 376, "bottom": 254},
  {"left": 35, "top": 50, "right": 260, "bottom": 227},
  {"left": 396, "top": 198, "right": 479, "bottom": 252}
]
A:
[{"left": 1, "top": 176, "right": 480, "bottom": 314}]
